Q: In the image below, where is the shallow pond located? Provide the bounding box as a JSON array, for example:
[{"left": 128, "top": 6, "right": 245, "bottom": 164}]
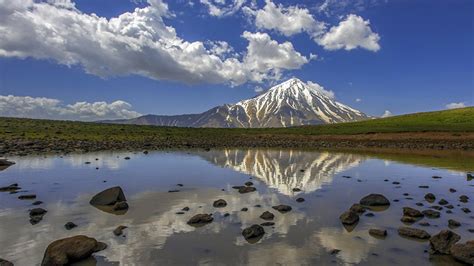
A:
[{"left": 0, "top": 149, "right": 473, "bottom": 265}]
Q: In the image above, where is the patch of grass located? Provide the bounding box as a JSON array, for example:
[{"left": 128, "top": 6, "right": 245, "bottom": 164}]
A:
[{"left": 0, "top": 107, "right": 472, "bottom": 142}]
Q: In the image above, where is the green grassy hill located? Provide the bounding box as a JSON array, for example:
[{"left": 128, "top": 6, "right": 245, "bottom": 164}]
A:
[{"left": 0, "top": 107, "right": 473, "bottom": 142}]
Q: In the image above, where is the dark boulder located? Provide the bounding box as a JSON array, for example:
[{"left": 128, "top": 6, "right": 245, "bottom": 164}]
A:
[
  {"left": 238, "top": 186, "right": 256, "bottom": 194},
  {"left": 460, "top": 195, "right": 469, "bottom": 203},
  {"left": 41, "top": 235, "right": 107, "bottom": 265},
  {"left": 0, "top": 258, "right": 13, "bottom": 266},
  {"left": 450, "top": 241, "right": 474, "bottom": 265},
  {"left": 438, "top": 199, "right": 448, "bottom": 205},
  {"left": 89, "top": 187, "right": 126, "bottom": 206},
  {"left": 187, "top": 214, "right": 213, "bottom": 227},
  {"left": 339, "top": 211, "right": 359, "bottom": 225},
  {"left": 398, "top": 227, "right": 431, "bottom": 239},
  {"left": 403, "top": 207, "right": 424, "bottom": 218},
  {"left": 448, "top": 219, "right": 461, "bottom": 228},
  {"left": 242, "top": 224, "right": 265, "bottom": 243},
  {"left": 369, "top": 229, "right": 387, "bottom": 238},
  {"left": 259, "top": 211, "right": 274, "bottom": 221},
  {"left": 350, "top": 204, "right": 366, "bottom": 214},
  {"left": 429, "top": 230, "right": 460, "bottom": 255},
  {"left": 424, "top": 193, "right": 436, "bottom": 202},
  {"left": 212, "top": 199, "right": 227, "bottom": 208},
  {"left": 359, "top": 194, "right": 390, "bottom": 206},
  {"left": 272, "top": 205, "right": 292, "bottom": 213},
  {"left": 29, "top": 208, "right": 47, "bottom": 225}
]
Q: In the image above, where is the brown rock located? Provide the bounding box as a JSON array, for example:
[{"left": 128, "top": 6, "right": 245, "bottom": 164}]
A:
[
  {"left": 429, "top": 230, "right": 461, "bottom": 254},
  {"left": 89, "top": 187, "right": 126, "bottom": 206},
  {"left": 340, "top": 211, "right": 359, "bottom": 225},
  {"left": 359, "top": 194, "right": 390, "bottom": 206},
  {"left": 398, "top": 227, "right": 431, "bottom": 239},
  {"left": 450, "top": 241, "right": 474, "bottom": 264},
  {"left": 41, "top": 235, "right": 107, "bottom": 265}
]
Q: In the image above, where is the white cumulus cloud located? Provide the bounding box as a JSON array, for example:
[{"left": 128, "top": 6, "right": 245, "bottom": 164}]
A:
[
  {"left": 306, "top": 81, "right": 335, "bottom": 99},
  {"left": 381, "top": 110, "right": 392, "bottom": 118},
  {"left": 445, "top": 102, "right": 466, "bottom": 109},
  {"left": 316, "top": 14, "right": 380, "bottom": 51},
  {"left": 0, "top": 0, "right": 310, "bottom": 86},
  {"left": 244, "top": 0, "right": 326, "bottom": 37},
  {"left": 200, "top": 0, "right": 248, "bottom": 17},
  {"left": 0, "top": 95, "right": 141, "bottom": 121}
]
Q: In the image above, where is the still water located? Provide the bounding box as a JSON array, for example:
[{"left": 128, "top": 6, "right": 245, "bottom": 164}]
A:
[{"left": 0, "top": 149, "right": 473, "bottom": 265}]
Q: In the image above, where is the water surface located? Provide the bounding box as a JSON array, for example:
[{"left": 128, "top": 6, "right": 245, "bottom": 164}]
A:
[{"left": 0, "top": 149, "right": 473, "bottom": 265}]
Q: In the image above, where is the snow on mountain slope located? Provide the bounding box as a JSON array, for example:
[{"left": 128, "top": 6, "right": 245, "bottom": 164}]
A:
[{"left": 103, "top": 78, "right": 369, "bottom": 128}]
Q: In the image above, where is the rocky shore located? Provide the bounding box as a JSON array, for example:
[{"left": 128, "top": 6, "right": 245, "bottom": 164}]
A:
[{"left": 1, "top": 132, "right": 473, "bottom": 156}]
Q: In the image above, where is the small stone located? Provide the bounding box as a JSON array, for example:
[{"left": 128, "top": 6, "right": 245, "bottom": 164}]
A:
[
  {"left": 242, "top": 225, "right": 265, "bottom": 243},
  {"left": 422, "top": 209, "right": 441, "bottom": 218},
  {"left": 359, "top": 194, "right": 390, "bottom": 206},
  {"left": 416, "top": 202, "right": 424, "bottom": 206},
  {"left": 244, "top": 181, "right": 253, "bottom": 186},
  {"left": 260, "top": 211, "right": 275, "bottom": 221},
  {"left": 113, "top": 225, "right": 128, "bottom": 236},
  {"left": 340, "top": 211, "right": 359, "bottom": 225},
  {"left": 32, "top": 201, "right": 43, "bottom": 206},
  {"left": 260, "top": 222, "right": 275, "bottom": 226},
  {"left": 365, "top": 213, "right": 374, "bottom": 217},
  {"left": 272, "top": 205, "right": 292, "bottom": 213},
  {"left": 403, "top": 207, "right": 424, "bottom": 218},
  {"left": 18, "top": 194, "right": 36, "bottom": 200},
  {"left": 329, "top": 249, "right": 341, "bottom": 255},
  {"left": 124, "top": 157, "right": 130, "bottom": 160},
  {"left": 449, "top": 188, "right": 457, "bottom": 193},
  {"left": 424, "top": 193, "right": 436, "bottom": 202},
  {"left": 461, "top": 208, "right": 471, "bottom": 213},
  {"left": 187, "top": 214, "right": 213, "bottom": 226},
  {"left": 419, "top": 222, "right": 430, "bottom": 226},
  {"left": 460, "top": 195, "right": 469, "bottom": 203},
  {"left": 176, "top": 184, "right": 184, "bottom": 187},
  {"left": 296, "top": 197, "right": 305, "bottom": 203},
  {"left": 432, "top": 176, "right": 442, "bottom": 179},
  {"left": 238, "top": 186, "right": 256, "bottom": 194},
  {"left": 350, "top": 204, "right": 366, "bottom": 214},
  {"left": 213, "top": 199, "right": 227, "bottom": 208},
  {"left": 64, "top": 222, "right": 77, "bottom": 230},
  {"left": 438, "top": 199, "right": 448, "bottom": 205},
  {"left": 398, "top": 227, "right": 431, "bottom": 239},
  {"left": 393, "top": 181, "right": 400, "bottom": 185},
  {"left": 419, "top": 185, "right": 429, "bottom": 189},
  {"left": 241, "top": 207, "right": 248, "bottom": 212},
  {"left": 292, "top": 188, "right": 301, "bottom": 192},
  {"left": 431, "top": 206, "right": 443, "bottom": 211},
  {"left": 182, "top": 207, "right": 190, "bottom": 211},
  {"left": 401, "top": 216, "right": 417, "bottom": 224},
  {"left": 168, "top": 190, "right": 180, "bottom": 193},
  {"left": 369, "top": 229, "right": 387, "bottom": 238},
  {"left": 448, "top": 219, "right": 461, "bottom": 228}
]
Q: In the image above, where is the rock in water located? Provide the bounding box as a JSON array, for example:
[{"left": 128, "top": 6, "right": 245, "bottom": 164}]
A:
[
  {"left": 212, "top": 199, "right": 227, "bottom": 208},
  {"left": 29, "top": 208, "right": 47, "bottom": 225},
  {"left": 259, "top": 211, "right": 275, "bottom": 221},
  {"left": 41, "top": 235, "right": 107, "bottom": 265},
  {"left": 272, "top": 205, "right": 292, "bottom": 213},
  {"left": 0, "top": 258, "right": 13, "bottom": 266},
  {"left": 359, "top": 194, "right": 390, "bottom": 206},
  {"left": 369, "top": 229, "right": 387, "bottom": 238},
  {"left": 187, "top": 214, "right": 213, "bottom": 227},
  {"left": 450, "top": 241, "right": 474, "bottom": 265},
  {"left": 64, "top": 222, "right": 77, "bottom": 230},
  {"left": 89, "top": 186, "right": 126, "bottom": 206},
  {"left": 422, "top": 210, "right": 441, "bottom": 218},
  {"left": 242, "top": 225, "right": 265, "bottom": 243},
  {"left": 113, "top": 201, "right": 129, "bottom": 211},
  {"left": 350, "top": 204, "right": 366, "bottom": 214},
  {"left": 340, "top": 211, "right": 359, "bottom": 225},
  {"left": 403, "top": 207, "right": 424, "bottom": 218},
  {"left": 113, "top": 225, "right": 128, "bottom": 236},
  {"left": 429, "top": 230, "right": 461, "bottom": 255},
  {"left": 238, "top": 186, "right": 256, "bottom": 194},
  {"left": 398, "top": 227, "right": 431, "bottom": 240},
  {"left": 0, "top": 183, "right": 20, "bottom": 192},
  {"left": 448, "top": 219, "right": 461, "bottom": 228}
]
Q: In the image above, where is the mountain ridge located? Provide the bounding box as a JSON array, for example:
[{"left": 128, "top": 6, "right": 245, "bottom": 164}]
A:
[{"left": 102, "top": 78, "right": 369, "bottom": 127}]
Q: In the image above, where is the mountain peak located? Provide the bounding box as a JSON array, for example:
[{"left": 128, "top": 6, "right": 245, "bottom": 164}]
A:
[{"left": 108, "top": 77, "right": 369, "bottom": 128}]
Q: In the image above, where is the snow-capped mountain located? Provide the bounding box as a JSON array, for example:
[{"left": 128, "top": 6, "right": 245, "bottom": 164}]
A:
[{"left": 104, "top": 78, "right": 369, "bottom": 128}]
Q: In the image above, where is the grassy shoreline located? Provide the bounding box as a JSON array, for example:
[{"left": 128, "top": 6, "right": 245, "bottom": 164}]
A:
[{"left": 0, "top": 107, "right": 473, "bottom": 155}]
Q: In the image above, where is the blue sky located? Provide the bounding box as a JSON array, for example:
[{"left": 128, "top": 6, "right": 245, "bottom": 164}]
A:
[{"left": 0, "top": 0, "right": 472, "bottom": 120}]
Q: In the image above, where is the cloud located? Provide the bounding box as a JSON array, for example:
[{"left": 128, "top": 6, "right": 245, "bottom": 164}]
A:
[
  {"left": 381, "top": 110, "right": 392, "bottom": 118},
  {"left": 254, "top": 86, "right": 264, "bottom": 93},
  {"left": 244, "top": 0, "right": 326, "bottom": 37},
  {"left": 244, "top": 2, "right": 380, "bottom": 52},
  {"left": 355, "top": 98, "right": 362, "bottom": 102},
  {"left": 306, "top": 81, "right": 335, "bottom": 99},
  {"left": 445, "top": 102, "right": 466, "bottom": 109},
  {"left": 241, "top": 31, "right": 309, "bottom": 82},
  {"left": 200, "top": 0, "right": 248, "bottom": 17},
  {"left": 0, "top": 95, "right": 141, "bottom": 121},
  {"left": 318, "top": 0, "right": 387, "bottom": 16},
  {"left": 316, "top": 14, "right": 380, "bottom": 51},
  {"left": 0, "top": 0, "right": 310, "bottom": 86}
]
